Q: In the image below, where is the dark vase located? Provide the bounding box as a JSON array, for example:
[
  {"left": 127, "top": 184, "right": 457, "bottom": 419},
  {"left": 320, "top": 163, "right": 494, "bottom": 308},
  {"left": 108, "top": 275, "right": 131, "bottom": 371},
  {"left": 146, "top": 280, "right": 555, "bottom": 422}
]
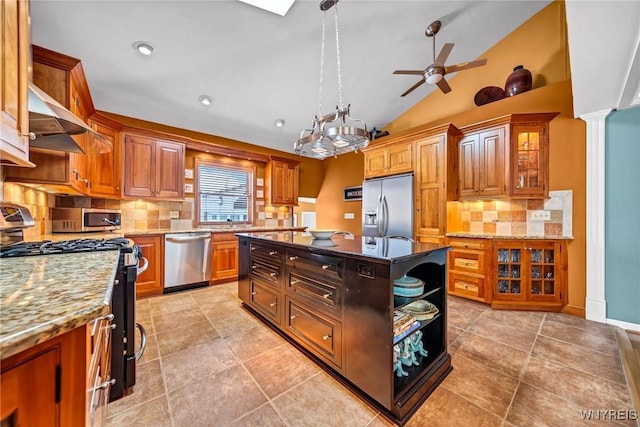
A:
[{"left": 505, "top": 65, "right": 532, "bottom": 97}]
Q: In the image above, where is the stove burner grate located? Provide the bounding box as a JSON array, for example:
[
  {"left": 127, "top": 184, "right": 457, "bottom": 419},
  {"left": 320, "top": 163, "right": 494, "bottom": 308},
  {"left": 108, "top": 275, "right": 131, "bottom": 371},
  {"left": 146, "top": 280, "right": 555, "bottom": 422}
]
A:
[{"left": 0, "top": 238, "right": 132, "bottom": 258}]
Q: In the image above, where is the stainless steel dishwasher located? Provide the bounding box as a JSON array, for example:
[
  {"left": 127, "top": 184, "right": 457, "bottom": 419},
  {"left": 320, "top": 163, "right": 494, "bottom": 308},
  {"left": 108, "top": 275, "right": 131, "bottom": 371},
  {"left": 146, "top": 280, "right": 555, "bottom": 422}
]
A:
[{"left": 164, "top": 233, "right": 211, "bottom": 292}]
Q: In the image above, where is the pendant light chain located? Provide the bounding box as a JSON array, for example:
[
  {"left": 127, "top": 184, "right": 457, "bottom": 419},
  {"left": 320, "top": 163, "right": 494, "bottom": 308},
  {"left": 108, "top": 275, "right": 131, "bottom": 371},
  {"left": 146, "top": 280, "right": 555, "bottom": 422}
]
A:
[
  {"left": 317, "top": 12, "right": 327, "bottom": 119},
  {"left": 333, "top": 5, "right": 344, "bottom": 109}
]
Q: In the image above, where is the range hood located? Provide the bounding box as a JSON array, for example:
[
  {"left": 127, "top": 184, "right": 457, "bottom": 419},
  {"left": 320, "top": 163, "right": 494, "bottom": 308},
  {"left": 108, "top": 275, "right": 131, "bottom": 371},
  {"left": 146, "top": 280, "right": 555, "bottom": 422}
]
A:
[{"left": 28, "top": 83, "right": 112, "bottom": 154}]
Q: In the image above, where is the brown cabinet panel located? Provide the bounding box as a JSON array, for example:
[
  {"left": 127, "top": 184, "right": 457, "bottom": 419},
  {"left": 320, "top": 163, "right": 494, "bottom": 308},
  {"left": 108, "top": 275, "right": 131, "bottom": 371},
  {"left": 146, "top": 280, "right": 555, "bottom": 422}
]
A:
[
  {"left": 418, "top": 187, "right": 440, "bottom": 234},
  {"left": 478, "top": 127, "right": 505, "bottom": 196},
  {"left": 458, "top": 134, "right": 478, "bottom": 198},
  {"left": 266, "top": 158, "right": 299, "bottom": 205},
  {"left": 124, "top": 135, "right": 155, "bottom": 197},
  {"left": 287, "top": 270, "right": 343, "bottom": 320},
  {"left": 446, "top": 237, "right": 490, "bottom": 303},
  {"left": 88, "top": 119, "right": 122, "bottom": 197},
  {"left": 364, "top": 148, "right": 387, "bottom": 177},
  {"left": 211, "top": 241, "right": 239, "bottom": 284},
  {"left": 250, "top": 279, "right": 281, "bottom": 325},
  {"left": 363, "top": 142, "right": 413, "bottom": 178},
  {"left": 155, "top": 140, "right": 184, "bottom": 198},
  {"left": 127, "top": 234, "right": 164, "bottom": 298},
  {"left": 0, "top": 0, "right": 31, "bottom": 166}
]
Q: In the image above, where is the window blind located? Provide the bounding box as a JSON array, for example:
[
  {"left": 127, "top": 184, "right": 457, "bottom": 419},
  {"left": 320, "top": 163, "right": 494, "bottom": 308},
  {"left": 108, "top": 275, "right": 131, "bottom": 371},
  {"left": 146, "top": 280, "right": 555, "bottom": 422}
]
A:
[{"left": 198, "top": 163, "right": 252, "bottom": 223}]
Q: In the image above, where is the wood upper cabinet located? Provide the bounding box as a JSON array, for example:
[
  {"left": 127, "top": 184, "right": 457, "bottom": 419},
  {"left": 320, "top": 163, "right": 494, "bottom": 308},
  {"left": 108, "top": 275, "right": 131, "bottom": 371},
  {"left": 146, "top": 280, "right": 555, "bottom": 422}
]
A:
[
  {"left": 0, "top": 0, "right": 33, "bottom": 167},
  {"left": 266, "top": 157, "right": 299, "bottom": 206},
  {"left": 123, "top": 134, "right": 185, "bottom": 200},
  {"left": 363, "top": 142, "right": 413, "bottom": 178},
  {"left": 87, "top": 114, "right": 122, "bottom": 197},
  {"left": 415, "top": 124, "right": 461, "bottom": 238},
  {"left": 458, "top": 113, "right": 559, "bottom": 200},
  {"left": 458, "top": 126, "right": 506, "bottom": 199},
  {"left": 507, "top": 113, "right": 559, "bottom": 198},
  {"left": 127, "top": 234, "right": 164, "bottom": 298}
]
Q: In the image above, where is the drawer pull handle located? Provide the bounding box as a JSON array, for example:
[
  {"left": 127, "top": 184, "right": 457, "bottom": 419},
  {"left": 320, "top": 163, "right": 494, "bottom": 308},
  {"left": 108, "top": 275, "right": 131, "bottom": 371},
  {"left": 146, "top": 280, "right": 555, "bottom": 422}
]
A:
[
  {"left": 251, "top": 246, "right": 256, "bottom": 251},
  {"left": 289, "top": 256, "right": 298, "bottom": 261},
  {"left": 290, "top": 279, "right": 300, "bottom": 285},
  {"left": 251, "top": 292, "right": 257, "bottom": 296},
  {"left": 269, "top": 251, "right": 278, "bottom": 255},
  {"left": 96, "top": 378, "right": 116, "bottom": 391},
  {"left": 269, "top": 302, "right": 277, "bottom": 307},
  {"left": 321, "top": 265, "right": 330, "bottom": 270},
  {"left": 270, "top": 272, "right": 277, "bottom": 277},
  {"left": 252, "top": 265, "right": 257, "bottom": 269},
  {"left": 322, "top": 293, "right": 332, "bottom": 299},
  {"left": 322, "top": 333, "right": 332, "bottom": 340},
  {"left": 290, "top": 314, "right": 298, "bottom": 320}
]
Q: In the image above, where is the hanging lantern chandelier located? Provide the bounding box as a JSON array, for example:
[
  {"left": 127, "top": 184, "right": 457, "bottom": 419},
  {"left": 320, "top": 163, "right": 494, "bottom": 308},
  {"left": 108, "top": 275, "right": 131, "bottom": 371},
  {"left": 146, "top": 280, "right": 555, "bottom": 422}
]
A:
[{"left": 294, "top": 0, "right": 369, "bottom": 160}]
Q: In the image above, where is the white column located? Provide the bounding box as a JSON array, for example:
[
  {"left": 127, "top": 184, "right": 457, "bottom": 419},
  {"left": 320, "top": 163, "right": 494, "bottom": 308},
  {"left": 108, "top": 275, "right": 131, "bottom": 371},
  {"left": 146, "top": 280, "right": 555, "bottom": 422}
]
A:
[{"left": 581, "top": 109, "right": 611, "bottom": 323}]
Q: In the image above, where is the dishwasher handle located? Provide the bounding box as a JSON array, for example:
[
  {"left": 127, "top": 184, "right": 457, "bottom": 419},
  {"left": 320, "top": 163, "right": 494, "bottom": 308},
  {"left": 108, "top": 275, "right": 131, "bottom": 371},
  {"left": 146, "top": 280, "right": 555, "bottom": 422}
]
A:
[{"left": 165, "top": 234, "right": 211, "bottom": 243}]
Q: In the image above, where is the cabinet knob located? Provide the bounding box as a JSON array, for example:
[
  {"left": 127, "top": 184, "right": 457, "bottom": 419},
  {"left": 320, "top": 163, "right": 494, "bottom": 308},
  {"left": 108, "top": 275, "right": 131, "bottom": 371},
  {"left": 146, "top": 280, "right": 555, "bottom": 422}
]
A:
[
  {"left": 269, "top": 272, "right": 277, "bottom": 277},
  {"left": 322, "top": 293, "right": 332, "bottom": 300},
  {"left": 290, "top": 314, "right": 298, "bottom": 320},
  {"left": 108, "top": 323, "right": 117, "bottom": 330},
  {"left": 269, "top": 251, "right": 278, "bottom": 255},
  {"left": 321, "top": 265, "right": 330, "bottom": 270},
  {"left": 103, "top": 313, "right": 115, "bottom": 321},
  {"left": 269, "top": 302, "right": 277, "bottom": 307},
  {"left": 322, "top": 333, "right": 332, "bottom": 340},
  {"left": 251, "top": 292, "right": 257, "bottom": 296},
  {"left": 251, "top": 265, "right": 257, "bottom": 269},
  {"left": 289, "top": 256, "right": 298, "bottom": 261}
]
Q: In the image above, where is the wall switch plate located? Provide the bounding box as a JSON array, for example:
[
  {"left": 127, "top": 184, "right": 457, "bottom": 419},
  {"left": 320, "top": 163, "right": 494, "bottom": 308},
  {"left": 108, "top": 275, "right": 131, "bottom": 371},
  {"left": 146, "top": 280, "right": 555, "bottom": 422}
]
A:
[
  {"left": 170, "top": 210, "right": 180, "bottom": 219},
  {"left": 344, "top": 213, "right": 355, "bottom": 219},
  {"left": 531, "top": 210, "right": 551, "bottom": 221}
]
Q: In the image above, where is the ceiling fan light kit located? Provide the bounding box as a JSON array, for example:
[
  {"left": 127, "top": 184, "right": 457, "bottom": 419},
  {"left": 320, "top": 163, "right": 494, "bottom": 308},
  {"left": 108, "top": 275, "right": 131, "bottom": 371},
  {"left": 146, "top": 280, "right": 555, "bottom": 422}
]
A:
[
  {"left": 294, "top": 0, "right": 369, "bottom": 160},
  {"left": 393, "top": 19, "right": 487, "bottom": 96}
]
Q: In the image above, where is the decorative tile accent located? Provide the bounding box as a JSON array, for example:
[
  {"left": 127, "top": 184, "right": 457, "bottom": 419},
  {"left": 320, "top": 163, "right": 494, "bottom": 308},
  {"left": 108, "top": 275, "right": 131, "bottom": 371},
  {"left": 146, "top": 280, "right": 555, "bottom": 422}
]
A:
[
  {"left": 470, "top": 211, "right": 483, "bottom": 222},
  {"left": 483, "top": 222, "right": 497, "bottom": 234},
  {"left": 496, "top": 222, "right": 512, "bottom": 236},
  {"left": 482, "top": 211, "right": 498, "bottom": 222}
]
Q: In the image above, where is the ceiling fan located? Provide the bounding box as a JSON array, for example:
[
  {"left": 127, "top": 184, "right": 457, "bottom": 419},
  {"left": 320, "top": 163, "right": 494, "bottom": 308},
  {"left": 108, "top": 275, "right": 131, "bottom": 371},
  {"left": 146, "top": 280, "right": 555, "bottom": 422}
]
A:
[{"left": 393, "top": 20, "right": 487, "bottom": 96}]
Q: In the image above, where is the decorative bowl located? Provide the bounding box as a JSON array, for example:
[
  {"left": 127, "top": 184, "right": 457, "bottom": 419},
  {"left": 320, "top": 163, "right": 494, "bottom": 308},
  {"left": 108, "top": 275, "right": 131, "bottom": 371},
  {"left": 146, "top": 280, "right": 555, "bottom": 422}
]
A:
[
  {"left": 310, "top": 238, "right": 337, "bottom": 247},
  {"left": 308, "top": 229, "right": 336, "bottom": 239},
  {"left": 474, "top": 86, "right": 506, "bottom": 106},
  {"left": 401, "top": 300, "right": 439, "bottom": 320},
  {"left": 393, "top": 275, "right": 425, "bottom": 297}
]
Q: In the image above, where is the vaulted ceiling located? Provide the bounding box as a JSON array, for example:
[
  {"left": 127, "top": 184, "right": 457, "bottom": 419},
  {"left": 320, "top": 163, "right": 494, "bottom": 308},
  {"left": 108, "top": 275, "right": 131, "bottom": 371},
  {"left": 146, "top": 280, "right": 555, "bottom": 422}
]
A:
[{"left": 29, "top": 1, "right": 639, "bottom": 154}]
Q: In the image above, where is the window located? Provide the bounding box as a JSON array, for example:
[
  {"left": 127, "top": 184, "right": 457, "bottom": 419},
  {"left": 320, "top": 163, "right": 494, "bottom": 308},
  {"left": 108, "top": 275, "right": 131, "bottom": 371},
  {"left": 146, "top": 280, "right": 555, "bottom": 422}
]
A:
[{"left": 196, "top": 158, "right": 255, "bottom": 224}]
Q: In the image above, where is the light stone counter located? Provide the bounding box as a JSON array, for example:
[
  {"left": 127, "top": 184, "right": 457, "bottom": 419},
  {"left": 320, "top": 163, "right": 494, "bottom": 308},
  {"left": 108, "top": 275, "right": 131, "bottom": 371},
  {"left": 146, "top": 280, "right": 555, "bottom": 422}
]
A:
[
  {"left": 0, "top": 250, "right": 120, "bottom": 360},
  {"left": 446, "top": 232, "right": 574, "bottom": 240}
]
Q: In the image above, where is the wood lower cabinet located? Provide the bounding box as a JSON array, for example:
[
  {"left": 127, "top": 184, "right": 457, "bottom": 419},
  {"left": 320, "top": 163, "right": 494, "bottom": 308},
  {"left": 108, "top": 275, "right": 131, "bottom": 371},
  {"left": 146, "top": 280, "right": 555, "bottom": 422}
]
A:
[
  {"left": 363, "top": 141, "right": 413, "bottom": 178},
  {"left": 123, "top": 134, "right": 185, "bottom": 200},
  {"left": 127, "top": 234, "right": 164, "bottom": 298},
  {"left": 238, "top": 235, "right": 451, "bottom": 425},
  {"left": 446, "top": 237, "right": 490, "bottom": 303},
  {"left": 210, "top": 233, "right": 239, "bottom": 284},
  {"left": 0, "top": 0, "right": 32, "bottom": 167},
  {"left": 491, "top": 239, "right": 566, "bottom": 311},
  {"left": 1, "top": 317, "right": 113, "bottom": 427}
]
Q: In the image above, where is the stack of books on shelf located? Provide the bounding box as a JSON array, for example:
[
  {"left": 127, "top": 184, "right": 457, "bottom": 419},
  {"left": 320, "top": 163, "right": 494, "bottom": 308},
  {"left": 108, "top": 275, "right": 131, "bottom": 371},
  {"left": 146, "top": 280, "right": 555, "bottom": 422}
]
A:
[{"left": 393, "top": 310, "right": 420, "bottom": 344}]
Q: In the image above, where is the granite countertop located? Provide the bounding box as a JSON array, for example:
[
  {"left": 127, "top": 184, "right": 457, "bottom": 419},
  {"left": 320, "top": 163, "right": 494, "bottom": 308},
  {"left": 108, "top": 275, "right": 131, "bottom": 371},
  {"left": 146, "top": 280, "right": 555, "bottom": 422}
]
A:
[
  {"left": 0, "top": 250, "right": 119, "bottom": 360},
  {"left": 239, "top": 231, "right": 450, "bottom": 263},
  {"left": 446, "top": 232, "right": 574, "bottom": 240},
  {"left": 123, "top": 226, "right": 306, "bottom": 236}
]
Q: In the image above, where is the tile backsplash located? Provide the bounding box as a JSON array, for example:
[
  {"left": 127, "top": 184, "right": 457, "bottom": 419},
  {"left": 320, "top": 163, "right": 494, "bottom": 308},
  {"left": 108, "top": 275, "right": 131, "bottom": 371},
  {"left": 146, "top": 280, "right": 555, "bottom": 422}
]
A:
[
  {"left": 451, "top": 190, "right": 573, "bottom": 237},
  {"left": 1, "top": 182, "right": 292, "bottom": 236}
]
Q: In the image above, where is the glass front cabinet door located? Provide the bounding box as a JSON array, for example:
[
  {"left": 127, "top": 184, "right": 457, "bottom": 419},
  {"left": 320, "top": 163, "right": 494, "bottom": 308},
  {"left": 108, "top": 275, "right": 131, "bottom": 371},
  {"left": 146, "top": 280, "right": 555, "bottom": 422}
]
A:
[{"left": 493, "top": 240, "right": 565, "bottom": 310}]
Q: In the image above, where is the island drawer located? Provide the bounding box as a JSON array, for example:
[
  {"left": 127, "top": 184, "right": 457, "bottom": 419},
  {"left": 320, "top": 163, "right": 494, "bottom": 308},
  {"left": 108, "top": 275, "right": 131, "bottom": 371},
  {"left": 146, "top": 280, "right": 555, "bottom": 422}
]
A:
[
  {"left": 250, "top": 258, "right": 281, "bottom": 286},
  {"left": 287, "top": 270, "right": 342, "bottom": 319},
  {"left": 285, "top": 248, "right": 344, "bottom": 282},
  {"left": 249, "top": 279, "right": 281, "bottom": 325},
  {"left": 250, "top": 242, "right": 284, "bottom": 265},
  {"left": 285, "top": 297, "right": 342, "bottom": 369}
]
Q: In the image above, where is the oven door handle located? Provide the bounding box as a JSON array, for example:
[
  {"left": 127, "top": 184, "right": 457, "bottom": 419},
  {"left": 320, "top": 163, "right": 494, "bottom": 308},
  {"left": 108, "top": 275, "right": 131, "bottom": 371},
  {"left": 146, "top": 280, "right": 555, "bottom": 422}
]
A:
[
  {"left": 137, "top": 257, "right": 149, "bottom": 276},
  {"left": 134, "top": 323, "right": 147, "bottom": 361}
]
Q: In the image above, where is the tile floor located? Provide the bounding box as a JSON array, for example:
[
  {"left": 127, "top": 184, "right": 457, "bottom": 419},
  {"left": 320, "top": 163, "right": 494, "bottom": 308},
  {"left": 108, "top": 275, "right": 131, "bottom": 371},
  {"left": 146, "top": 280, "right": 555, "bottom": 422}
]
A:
[{"left": 105, "top": 283, "right": 636, "bottom": 427}]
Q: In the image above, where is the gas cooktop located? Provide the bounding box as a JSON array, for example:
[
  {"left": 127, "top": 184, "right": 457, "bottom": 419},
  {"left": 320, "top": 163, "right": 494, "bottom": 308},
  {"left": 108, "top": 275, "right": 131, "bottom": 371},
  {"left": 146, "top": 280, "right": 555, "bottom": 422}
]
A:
[{"left": 0, "top": 237, "right": 132, "bottom": 258}]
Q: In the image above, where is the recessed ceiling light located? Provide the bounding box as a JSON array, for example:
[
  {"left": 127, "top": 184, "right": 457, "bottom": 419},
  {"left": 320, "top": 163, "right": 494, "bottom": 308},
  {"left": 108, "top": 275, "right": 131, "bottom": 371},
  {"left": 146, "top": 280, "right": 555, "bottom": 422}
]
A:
[
  {"left": 199, "top": 95, "right": 213, "bottom": 106},
  {"left": 132, "top": 41, "right": 154, "bottom": 56},
  {"left": 274, "top": 119, "right": 285, "bottom": 127}
]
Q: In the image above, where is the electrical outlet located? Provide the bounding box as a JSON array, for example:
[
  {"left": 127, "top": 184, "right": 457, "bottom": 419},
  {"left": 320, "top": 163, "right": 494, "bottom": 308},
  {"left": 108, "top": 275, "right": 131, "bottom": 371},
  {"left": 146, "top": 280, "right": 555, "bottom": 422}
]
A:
[
  {"left": 170, "top": 210, "right": 180, "bottom": 219},
  {"left": 344, "top": 213, "right": 355, "bottom": 219},
  {"left": 531, "top": 210, "right": 551, "bottom": 221}
]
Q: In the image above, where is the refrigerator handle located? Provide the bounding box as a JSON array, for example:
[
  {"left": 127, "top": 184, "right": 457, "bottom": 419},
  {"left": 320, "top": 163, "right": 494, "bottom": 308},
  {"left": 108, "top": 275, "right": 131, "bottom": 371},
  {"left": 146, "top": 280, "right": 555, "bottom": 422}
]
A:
[
  {"left": 376, "top": 194, "right": 383, "bottom": 237},
  {"left": 381, "top": 195, "right": 389, "bottom": 236}
]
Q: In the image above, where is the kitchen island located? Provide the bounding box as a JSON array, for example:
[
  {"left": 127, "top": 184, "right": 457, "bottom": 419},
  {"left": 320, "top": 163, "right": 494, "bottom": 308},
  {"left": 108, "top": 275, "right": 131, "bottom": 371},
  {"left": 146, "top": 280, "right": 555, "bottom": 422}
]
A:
[{"left": 237, "top": 231, "right": 451, "bottom": 426}]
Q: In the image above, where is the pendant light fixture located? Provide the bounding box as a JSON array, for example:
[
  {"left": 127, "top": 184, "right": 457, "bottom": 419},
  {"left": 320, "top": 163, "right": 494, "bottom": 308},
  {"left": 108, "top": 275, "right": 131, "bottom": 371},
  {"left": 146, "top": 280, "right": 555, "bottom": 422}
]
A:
[{"left": 294, "top": 0, "right": 369, "bottom": 160}]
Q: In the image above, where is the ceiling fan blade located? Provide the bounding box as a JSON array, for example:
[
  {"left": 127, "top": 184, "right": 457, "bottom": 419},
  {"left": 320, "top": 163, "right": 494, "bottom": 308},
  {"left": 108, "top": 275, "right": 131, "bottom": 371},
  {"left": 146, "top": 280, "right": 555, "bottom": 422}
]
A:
[
  {"left": 393, "top": 70, "right": 425, "bottom": 75},
  {"left": 444, "top": 58, "right": 487, "bottom": 74},
  {"left": 401, "top": 79, "right": 426, "bottom": 97},
  {"left": 434, "top": 43, "right": 455, "bottom": 65},
  {"left": 436, "top": 78, "right": 451, "bottom": 94}
]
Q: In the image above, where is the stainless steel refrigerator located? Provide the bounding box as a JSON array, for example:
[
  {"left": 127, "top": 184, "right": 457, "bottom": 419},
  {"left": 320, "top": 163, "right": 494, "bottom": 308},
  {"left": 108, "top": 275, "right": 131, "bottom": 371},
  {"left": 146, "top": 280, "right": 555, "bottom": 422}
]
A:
[{"left": 362, "top": 173, "right": 413, "bottom": 238}]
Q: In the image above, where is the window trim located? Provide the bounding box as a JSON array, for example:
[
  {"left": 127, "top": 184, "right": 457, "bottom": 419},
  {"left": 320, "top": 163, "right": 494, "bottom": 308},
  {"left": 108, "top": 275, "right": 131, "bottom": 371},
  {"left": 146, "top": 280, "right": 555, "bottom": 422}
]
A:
[{"left": 194, "top": 157, "right": 256, "bottom": 226}]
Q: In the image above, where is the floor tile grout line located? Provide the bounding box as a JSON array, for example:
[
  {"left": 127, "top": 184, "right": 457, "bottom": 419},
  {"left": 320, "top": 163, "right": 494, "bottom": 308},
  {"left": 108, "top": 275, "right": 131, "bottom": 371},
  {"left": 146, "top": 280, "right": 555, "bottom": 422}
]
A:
[
  {"left": 500, "top": 311, "right": 547, "bottom": 426},
  {"left": 439, "top": 382, "right": 508, "bottom": 423}
]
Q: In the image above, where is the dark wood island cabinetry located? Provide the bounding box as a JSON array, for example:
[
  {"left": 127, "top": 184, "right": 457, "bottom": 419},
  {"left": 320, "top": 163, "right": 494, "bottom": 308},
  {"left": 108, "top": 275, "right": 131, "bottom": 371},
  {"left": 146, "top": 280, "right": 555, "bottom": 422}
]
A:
[{"left": 238, "top": 232, "right": 452, "bottom": 425}]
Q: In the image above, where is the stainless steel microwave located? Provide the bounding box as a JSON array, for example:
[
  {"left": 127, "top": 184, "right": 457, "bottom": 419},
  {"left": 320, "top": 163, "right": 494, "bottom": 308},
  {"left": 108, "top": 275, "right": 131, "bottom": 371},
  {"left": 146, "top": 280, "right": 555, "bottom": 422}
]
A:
[{"left": 52, "top": 208, "right": 121, "bottom": 233}]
